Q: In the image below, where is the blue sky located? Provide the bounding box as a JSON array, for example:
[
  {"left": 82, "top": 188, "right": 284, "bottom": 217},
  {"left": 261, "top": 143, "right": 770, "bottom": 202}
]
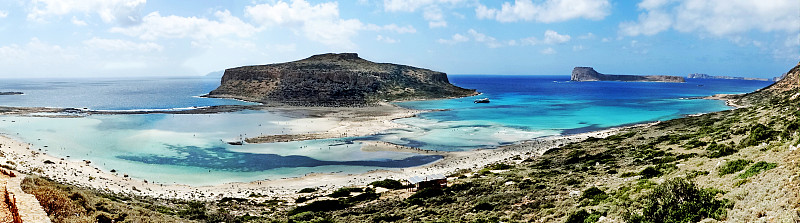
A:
[{"left": 0, "top": 0, "right": 797, "bottom": 78}]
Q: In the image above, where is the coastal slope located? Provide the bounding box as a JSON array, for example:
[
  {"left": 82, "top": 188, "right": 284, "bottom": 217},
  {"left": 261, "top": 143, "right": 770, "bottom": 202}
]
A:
[
  {"left": 207, "top": 53, "right": 477, "bottom": 106},
  {"left": 572, "top": 67, "right": 685, "bottom": 82}
]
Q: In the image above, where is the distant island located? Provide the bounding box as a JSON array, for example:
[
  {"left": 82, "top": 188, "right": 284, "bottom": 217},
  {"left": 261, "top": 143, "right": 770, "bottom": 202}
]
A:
[
  {"left": 571, "top": 67, "right": 685, "bottom": 82},
  {"left": 687, "top": 73, "right": 772, "bottom": 81},
  {"left": 206, "top": 53, "right": 477, "bottom": 106},
  {"left": 0, "top": 92, "right": 23, "bottom": 95}
]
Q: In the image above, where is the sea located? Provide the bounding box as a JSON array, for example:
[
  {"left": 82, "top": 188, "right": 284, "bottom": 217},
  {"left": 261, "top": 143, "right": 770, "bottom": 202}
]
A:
[{"left": 0, "top": 75, "right": 771, "bottom": 185}]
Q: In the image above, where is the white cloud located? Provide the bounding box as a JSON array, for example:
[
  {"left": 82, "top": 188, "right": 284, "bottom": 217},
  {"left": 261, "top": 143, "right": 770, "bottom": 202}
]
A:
[
  {"left": 423, "top": 6, "right": 447, "bottom": 28},
  {"left": 383, "top": 0, "right": 465, "bottom": 29},
  {"left": 365, "top": 24, "right": 417, "bottom": 33},
  {"left": 476, "top": 0, "right": 611, "bottom": 23},
  {"left": 519, "top": 30, "right": 571, "bottom": 45},
  {"left": 437, "top": 33, "right": 469, "bottom": 44},
  {"left": 620, "top": 0, "right": 800, "bottom": 37},
  {"left": 0, "top": 10, "right": 8, "bottom": 18},
  {"left": 540, "top": 47, "right": 556, "bottom": 54},
  {"left": 543, "top": 30, "right": 571, "bottom": 44},
  {"left": 71, "top": 16, "right": 87, "bottom": 26},
  {"left": 83, "top": 38, "right": 162, "bottom": 52},
  {"left": 376, "top": 35, "right": 397, "bottom": 43},
  {"left": 27, "top": 0, "right": 145, "bottom": 24},
  {"left": 441, "top": 29, "right": 571, "bottom": 48},
  {"left": 110, "top": 10, "right": 258, "bottom": 41},
  {"left": 383, "top": 0, "right": 465, "bottom": 12},
  {"left": 246, "top": 0, "right": 414, "bottom": 49},
  {"left": 572, "top": 45, "right": 585, "bottom": 51},
  {"left": 578, "top": 32, "right": 595, "bottom": 40}
]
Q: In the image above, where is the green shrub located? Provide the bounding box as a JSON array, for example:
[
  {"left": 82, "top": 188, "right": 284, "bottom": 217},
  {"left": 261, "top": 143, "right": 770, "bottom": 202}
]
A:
[
  {"left": 686, "top": 170, "right": 709, "bottom": 179},
  {"left": 566, "top": 209, "right": 602, "bottom": 223},
  {"left": 706, "top": 142, "right": 737, "bottom": 158},
  {"left": 737, "top": 161, "right": 777, "bottom": 179},
  {"left": 684, "top": 139, "right": 707, "bottom": 148},
  {"left": 717, "top": 159, "right": 753, "bottom": 176},
  {"left": 620, "top": 171, "right": 637, "bottom": 177},
  {"left": 473, "top": 202, "right": 494, "bottom": 211},
  {"left": 288, "top": 200, "right": 349, "bottom": 216},
  {"left": 328, "top": 187, "right": 362, "bottom": 198},
  {"left": 631, "top": 178, "right": 729, "bottom": 223},
  {"left": 580, "top": 187, "right": 608, "bottom": 201},
  {"left": 740, "top": 124, "right": 777, "bottom": 147},
  {"left": 299, "top": 187, "right": 318, "bottom": 193},
  {"left": 369, "top": 179, "right": 404, "bottom": 189},
  {"left": 407, "top": 187, "right": 444, "bottom": 200},
  {"left": 345, "top": 191, "right": 379, "bottom": 203},
  {"left": 639, "top": 166, "right": 662, "bottom": 179}
]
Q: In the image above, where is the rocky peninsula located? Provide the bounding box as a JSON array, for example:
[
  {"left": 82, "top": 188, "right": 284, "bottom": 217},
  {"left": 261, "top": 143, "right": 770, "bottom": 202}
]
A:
[
  {"left": 206, "top": 53, "right": 477, "bottom": 106},
  {"left": 571, "top": 67, "right": 685, "bottom": 82},
  {"left": 687, "top": 73, "right": 771, "bottom": 81}
]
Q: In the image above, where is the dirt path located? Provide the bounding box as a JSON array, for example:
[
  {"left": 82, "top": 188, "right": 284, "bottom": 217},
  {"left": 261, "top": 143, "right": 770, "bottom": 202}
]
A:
[{"left": 0, "top": 173, "right": 14, "bottom": 223}]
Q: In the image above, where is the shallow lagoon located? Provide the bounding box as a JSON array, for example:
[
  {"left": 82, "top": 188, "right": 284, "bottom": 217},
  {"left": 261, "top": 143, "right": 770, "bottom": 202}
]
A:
[{"left": 0, "top": 75, "right": 771, "bottom": 185}]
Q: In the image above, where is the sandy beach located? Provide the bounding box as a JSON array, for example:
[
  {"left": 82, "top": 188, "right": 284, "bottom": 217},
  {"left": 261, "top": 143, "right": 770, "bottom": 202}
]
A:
[{"left": 0, "top": 108, "right": 650, "bottom": 203}]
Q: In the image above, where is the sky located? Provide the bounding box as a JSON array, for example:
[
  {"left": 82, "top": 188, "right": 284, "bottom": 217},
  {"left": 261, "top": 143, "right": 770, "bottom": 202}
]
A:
[{"left": 0, "top": 0, "right": 797, "bottom": 78}]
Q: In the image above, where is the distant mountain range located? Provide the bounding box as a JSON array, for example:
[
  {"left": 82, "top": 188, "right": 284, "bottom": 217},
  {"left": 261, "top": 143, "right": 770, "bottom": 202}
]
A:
[{"left": 686, "top": 73, "right": 774, "bottom": 81}]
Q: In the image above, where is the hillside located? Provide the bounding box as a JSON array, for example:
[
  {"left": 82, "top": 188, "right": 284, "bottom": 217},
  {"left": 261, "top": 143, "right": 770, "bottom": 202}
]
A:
[
  {"left": 572, "top": 67, "right": 685, "bottom": 82},
  {"left": 206, "top": 53, "right": 477, "bottom": 106}
]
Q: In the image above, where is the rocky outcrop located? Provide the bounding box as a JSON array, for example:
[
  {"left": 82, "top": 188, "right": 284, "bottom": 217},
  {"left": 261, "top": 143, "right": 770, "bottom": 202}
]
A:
[
  {"left": 207, "top": 53, "right": 477, "bottom": 106},
  {"left": 571, "top": 67, "right": 685, "bottom": 82},
  {"left": 687, "top": 73, "right": 770, "bottom": 81}
]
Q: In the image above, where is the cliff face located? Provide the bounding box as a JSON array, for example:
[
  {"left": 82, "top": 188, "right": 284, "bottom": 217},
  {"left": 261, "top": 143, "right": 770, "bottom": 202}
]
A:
[
  {"left": 207, "top": 53, "right": 477, "bottom": 106},
  {"left": 571, "top": 67, "right": 685, "bottom": 82}
]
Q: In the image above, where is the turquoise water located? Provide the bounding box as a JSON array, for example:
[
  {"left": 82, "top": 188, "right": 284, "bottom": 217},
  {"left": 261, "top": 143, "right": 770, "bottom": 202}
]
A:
[{"left": 0, "top": 75, "right": 771, "bottom": 185}]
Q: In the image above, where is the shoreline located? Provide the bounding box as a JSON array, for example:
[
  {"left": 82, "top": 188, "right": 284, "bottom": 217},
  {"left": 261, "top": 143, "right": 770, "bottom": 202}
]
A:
[{"left": 0, "top": 119, "right": 649, "bottom": 202}]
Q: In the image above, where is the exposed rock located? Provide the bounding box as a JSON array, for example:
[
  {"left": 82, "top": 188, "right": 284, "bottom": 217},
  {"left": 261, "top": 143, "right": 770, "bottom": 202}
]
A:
[
  {"left": 0, "top": 92, "right": 23, "bottom": 95},
  {"left": 687, "top": 73, "right": 771, "bottom": 81},
  {"left": 571, "top": 67, "right": 685, "bottom": 82},
  {"left": 206, "top": 53, "right": 477, "bottom": 106}
]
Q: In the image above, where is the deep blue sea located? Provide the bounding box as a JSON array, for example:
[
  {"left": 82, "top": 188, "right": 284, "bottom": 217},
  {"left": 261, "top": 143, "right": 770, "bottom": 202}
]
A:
[{"left": 0, "top": 75, "right": 772, "bottom": 185}]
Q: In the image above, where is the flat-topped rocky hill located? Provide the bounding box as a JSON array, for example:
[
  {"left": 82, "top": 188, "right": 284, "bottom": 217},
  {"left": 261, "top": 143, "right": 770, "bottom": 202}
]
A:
[
  {"left": 206, "top": 53, "right": 477, "bottom": 106},
  {"left": 571, "top": 67, "right": 685, "bottom": 82}
]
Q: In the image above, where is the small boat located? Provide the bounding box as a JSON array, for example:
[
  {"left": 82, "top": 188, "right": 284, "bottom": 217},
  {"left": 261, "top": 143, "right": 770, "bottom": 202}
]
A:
[
  {"left": 474, "top": 98, "right": 490, "bottom": 103},
  {"left": 227, "top": 141, "right": 243, "bottom": 145}
]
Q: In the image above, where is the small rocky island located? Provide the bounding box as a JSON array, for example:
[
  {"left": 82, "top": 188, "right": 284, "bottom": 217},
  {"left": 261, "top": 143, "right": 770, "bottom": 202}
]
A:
[
  {"left": 207, "top": 53, "right": 477, "bottom": 106},
  {"left": 571, "top": 67, "right": 685, "bottom": 82},
  {"left": 0, "top": 92, "right": 23, "bottom": 95}
]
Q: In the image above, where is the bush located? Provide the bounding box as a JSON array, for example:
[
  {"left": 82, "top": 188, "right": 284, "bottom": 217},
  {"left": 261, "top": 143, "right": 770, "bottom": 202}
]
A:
[
  {"left": 369, "top": 179, "right": 404, "bottom": 189},
  {"left": 299, "top": 187, "right": 318, "bottom": 193},
  {"left": 631, "top": 178, "right": 729, "bottom": 223},
  {"left": 407, "top": 187, "right": 445, "bottom": 200},
  {"left": 328, "top": 187, "right": 362, "bottom": 198},
  {"left": 566, "top": 209, "right": 602, "bottom": 223},
  {"left": 580, "top": 187, "right": 608, "bottom": 201},
  {"left": 717, "top": 159, "right": 753, "bottom": 176},
  {"left": 473, "top": 202, "right": 494, "bottom": 211},
  {"left": 706, "top": 142, "right": 737, "bottom": 158},
  {"left": 288, "top": 200, "right": 349, "bottom": 216},
  {"left": 740, "top": 124, "right": 777, "bottom": 147},
  {"left": 639, "top": 166, "right": 662, "bottom": 179},
  {"left": 737, "top": 161, "right": 777, "bottom": 179}
]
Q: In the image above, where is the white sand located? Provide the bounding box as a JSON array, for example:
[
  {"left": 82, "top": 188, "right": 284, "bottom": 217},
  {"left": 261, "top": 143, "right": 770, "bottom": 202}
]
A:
[{"left": 0, "top": 119, "right": 651, "bottom": 202}]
